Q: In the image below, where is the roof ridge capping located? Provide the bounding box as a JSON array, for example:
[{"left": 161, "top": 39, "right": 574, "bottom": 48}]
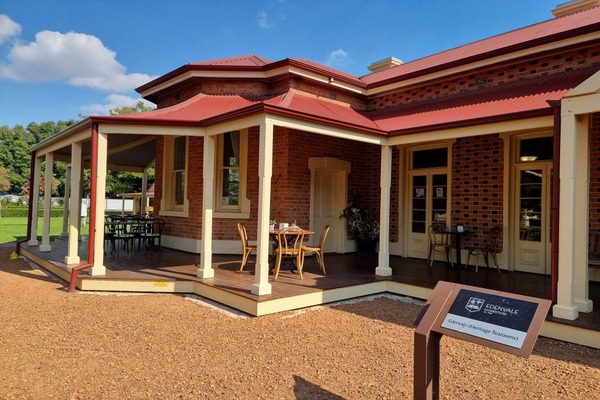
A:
[{"left": 361, "top": 4, "right": 600, "bottom": 87}]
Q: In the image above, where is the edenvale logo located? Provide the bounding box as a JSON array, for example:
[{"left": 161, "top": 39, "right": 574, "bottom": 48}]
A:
[{"left": 465, "top": 297, "right": 485, "bottom": 312}]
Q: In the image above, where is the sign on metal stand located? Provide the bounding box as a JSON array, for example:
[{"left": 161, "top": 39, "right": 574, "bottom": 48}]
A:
[{"left": 413, "top": 281, "right": 551, "bottom": 400}]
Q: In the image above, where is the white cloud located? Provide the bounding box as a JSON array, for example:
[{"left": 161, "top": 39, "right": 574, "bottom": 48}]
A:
[
  {"left": 324, "top": 49, "right": 350, "bottom": 68},
  {"left": 0, "top": 15, "right": 21, "bottom": 44},
  {"left": 257, "top": 11, "right": 270, "bottom": 29},
  {"left": 0, "top": 30, "right": 155, "bottom": 92},
  {"left": 80, "top": 94, "right": 154, "bottom": 115}
]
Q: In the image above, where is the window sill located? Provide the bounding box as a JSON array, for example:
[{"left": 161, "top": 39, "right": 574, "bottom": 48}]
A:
[{"left": 214, "top": 211, "right": 250, "bottom": 219}]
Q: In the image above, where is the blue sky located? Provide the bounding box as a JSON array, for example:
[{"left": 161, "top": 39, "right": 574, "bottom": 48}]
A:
[{"left": 0, "top": 0, "right": 556, "bottom": 127}]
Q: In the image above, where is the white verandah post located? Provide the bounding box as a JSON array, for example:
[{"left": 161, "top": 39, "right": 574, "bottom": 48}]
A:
[
  {"left": 376, "top": 145, "right": 392, "bottom": 276},
  {"left": 251, "top": 117, "right": 274, "bottom": 296},
  {"left": 90, "top": 130, "right": 108, "bottom": 276},
  {"left": 553, "top": 111, "right": 590, "bottom": 320},
  {"left": 141, "top": 168, "right": 148, "bottom": 214},
  {"left": 28, "top": 155, "right": 42, "bottom": 246},
  {"left": 39, "top": 152, "right": 54, "bottom": 252},
  {"left": 65, "top": 142, "right": 82, "bottom": 266},
  {"left": 61, "top": 165, "right": 71, "bottom": 237},
  {"left": 198, "top": 134, "right": 216, "bottom": 279}
]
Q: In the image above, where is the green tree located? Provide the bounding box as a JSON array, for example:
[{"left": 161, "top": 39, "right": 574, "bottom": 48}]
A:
[
  {"left": 0, "top": 125, "right": 30, "bottom": 192},
  {"left": 109, "top": 101, "right": 153, "bottom": 115}
]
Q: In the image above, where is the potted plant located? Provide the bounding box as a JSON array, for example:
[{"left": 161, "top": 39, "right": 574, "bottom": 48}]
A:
[{"left": 341, "top": 196, "right": 380, "bottom": 253}]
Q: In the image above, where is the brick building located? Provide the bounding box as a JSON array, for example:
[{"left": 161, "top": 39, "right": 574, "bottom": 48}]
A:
[{"left": 23, "top": 1, "right": 600, "bottom": 335}]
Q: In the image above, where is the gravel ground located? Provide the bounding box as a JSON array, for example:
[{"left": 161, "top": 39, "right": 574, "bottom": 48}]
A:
[{"left": 1, "top": 245, "right": 599, "bottom": 399}]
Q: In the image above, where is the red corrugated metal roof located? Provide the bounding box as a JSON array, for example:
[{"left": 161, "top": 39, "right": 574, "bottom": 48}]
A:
[
  {"left": 97, "top": 68, "right": 596, "bottom": 136},
  {"left": 190, "top": 55, "right": 272, "bottom": 67},
  {"left": 372, "top": 68, "right": 598, "bottom": 133},
  {"left": 94, "top": 94, "right": 261, "bottom": 125},
  {"left": 264, "top": 90, "right": 382, "bottom": 132},
  {"left": 361, "top": 6, "right": 600, "bottom": 86}
]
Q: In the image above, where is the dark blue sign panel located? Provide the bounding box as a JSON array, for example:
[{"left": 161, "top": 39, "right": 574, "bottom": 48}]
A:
[{"left": 441, "top": 289, "right": 539, "bottom": 349}]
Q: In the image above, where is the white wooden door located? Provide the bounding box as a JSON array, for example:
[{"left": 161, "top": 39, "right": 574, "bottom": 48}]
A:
[
  {"left": 514, "top": 164, "right": 552, "bottom": 274},
  {"left": 312, "top": 169, "right": 340, "bottom": 253}
]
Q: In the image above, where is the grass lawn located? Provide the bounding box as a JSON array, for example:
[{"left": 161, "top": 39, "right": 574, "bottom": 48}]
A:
[{"left": 0, "top": 215, "right": 89, "bottom": 244}]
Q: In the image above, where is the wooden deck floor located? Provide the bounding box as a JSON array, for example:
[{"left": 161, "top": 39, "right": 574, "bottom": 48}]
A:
[{"left": 21, "top": 237, "right": 600, "bottom": 334}]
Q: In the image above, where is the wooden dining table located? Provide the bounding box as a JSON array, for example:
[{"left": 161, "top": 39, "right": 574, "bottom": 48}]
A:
[{"left": 268, "top": 227, "right": 314, "bottom": 272}]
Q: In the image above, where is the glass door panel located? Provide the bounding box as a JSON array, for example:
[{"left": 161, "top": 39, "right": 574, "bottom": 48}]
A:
[
  {"left": 519, "top": 169, "right": 542, "bottom": 242},
  {"left": 431, "top": 174, "right": 448, "bottom": 228},
  {"left": 411, "top": 175, "right": 427, "bottom": 233}
]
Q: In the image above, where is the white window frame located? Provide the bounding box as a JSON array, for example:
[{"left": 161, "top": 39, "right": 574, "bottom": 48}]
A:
[
  {"left": 160, "top": 135, "right": 189, "bottom": 217},
  {"left": 214, "top": 130, "right": 250, "bottom": 219}
]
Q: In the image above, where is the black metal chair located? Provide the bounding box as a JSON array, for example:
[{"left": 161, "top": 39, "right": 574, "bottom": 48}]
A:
[{"left": 140, "top": 218, "right": 166, "bottom": 250}]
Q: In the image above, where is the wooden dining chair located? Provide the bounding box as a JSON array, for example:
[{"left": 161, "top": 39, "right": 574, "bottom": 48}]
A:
[
  {"left": 237, "top": 223, "right": 256, "bottom": 272},
  {"left": 301, "top": 224, "right": 330, "bottom": 274},
  {"left": 274, "top": 226, "right": 305, "bottom": 280},
  {"left": 427, "top": 224, "right": 452, "bottom": 267}
]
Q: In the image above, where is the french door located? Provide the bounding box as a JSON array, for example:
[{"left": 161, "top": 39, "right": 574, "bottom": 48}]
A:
[
  {"left": 514, "top": 163, "right": 552, "bottom": 274},
  {"left": 407, "top": 172, "right": 449, "bottom": 259}
]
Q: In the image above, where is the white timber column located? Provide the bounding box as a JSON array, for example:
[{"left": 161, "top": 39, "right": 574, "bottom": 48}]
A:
[
  {"left": 376, "top": 145, "right": 393, "bottom": 276},
  {"left": 573, "top": 114, "right": 592, "bottom": 313},
  {"left": 28, "top": 156, "right": 42, "bottom": 246},
  {"left": 65, "top": 142, "right": 82, "bottom": 266},
  {"left": 251, "top": 117, "right": 273, "bottom": 296},
  {"left": 91, "top": 131, "right": 108, "bottom": 276},
  {"left": 141, "top": 167, "right": 148, "bottom": 214},
  {"left": 39, "top": 152, "right": 54, "bottom": 252},
  {"left": 553, "top": 112, "right": 583, "bottom": 320},
  {"left": 61, "top": 165, "right": 71, "bottom": 236},
  {"left": 198, "top": 134, "right": 215, "bottom": 279}
]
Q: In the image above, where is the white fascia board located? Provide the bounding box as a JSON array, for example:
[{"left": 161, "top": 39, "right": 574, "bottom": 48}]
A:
[
  {"left": 387, "top": 116, "right": 553, "bottom": 146},
  {"left": 35, "top": 129, "right": 91, "bottom": 157},
  {"left": 564, "top": 69, "right": 600, "bottom": 98},
  {"left": 205, "top": 115, "right": 263, "bottom": 136},
  {"left": 367, "top": 32, "right": 600, "bottom": 96},
  {"left": 267, "top": 113, "right": 386, "bottom": 145},
  {"left": 98, "top": 123, "right": 205, "bottom": 136}
]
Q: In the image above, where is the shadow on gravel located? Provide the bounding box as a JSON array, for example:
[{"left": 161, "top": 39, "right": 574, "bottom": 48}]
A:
[
  {"left": 293, "top": 375, "right": 345, "bottom": 400},
  {"left": 0, "top": 248, "right": 65, "bottom": 286},
  {"left": 331, "top": 296, "right": 600, "bottom": 370}
]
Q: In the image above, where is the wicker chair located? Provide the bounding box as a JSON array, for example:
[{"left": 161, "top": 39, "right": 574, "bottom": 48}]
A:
[
  {"left": 236, "top": 223, "right": 256, "bottom": 272},
  {"left": 301, "top": 224, "right": 330, "bottom": 274}
]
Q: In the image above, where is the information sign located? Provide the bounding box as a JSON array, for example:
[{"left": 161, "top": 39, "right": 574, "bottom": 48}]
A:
[{"left": 440, "top": 289, "right": 539, "bottom": 349}]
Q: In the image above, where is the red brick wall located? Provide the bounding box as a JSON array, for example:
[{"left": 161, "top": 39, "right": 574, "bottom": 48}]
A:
[
  {"left": 153, "top": 127, "right": 381, "bottom": 243},
  {"left": 588, "top": 113, "right": 600, "bottom": 255},
  {"left": 269, "top": 128, "right": 381, "bottom": 235},
  {"left": 154, "top": 136, "right": 204, "bottom": 239},
  {"left": 451, "top": 134, "right": 504, "bottom": 250},
  {"left": 369, "top": 43, "right": 600, "bottom": 111}
]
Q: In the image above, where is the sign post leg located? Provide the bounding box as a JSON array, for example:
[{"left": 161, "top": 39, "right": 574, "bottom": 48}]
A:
[{"left": 414, "top": 330, "right": 441, "bottom": 400}]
